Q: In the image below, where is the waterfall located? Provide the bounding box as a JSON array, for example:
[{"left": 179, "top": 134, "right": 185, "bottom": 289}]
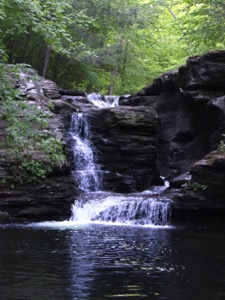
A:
[
  {"left": 69, "top": 103, "right": 171, "bottom": 227},
  {"left": 70, "top": 185, "right": 171, "bottom": 226},
  {"left": 87, "top": 93, "right": 119, "bottom": 108},
  {"left": 69, "top": 112, "right": 101, "bottom": 192}
]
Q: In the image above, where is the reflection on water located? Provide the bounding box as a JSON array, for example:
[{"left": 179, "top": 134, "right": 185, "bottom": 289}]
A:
[{"left": 0, "top": 224, "right": 225, "bottom": 300}]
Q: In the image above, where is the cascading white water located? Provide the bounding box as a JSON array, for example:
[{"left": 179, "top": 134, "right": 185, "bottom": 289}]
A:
[
  {"left": 69, "top": 112, "right": 101, "bottom": 192},
  {"left": 87, "top": 93, "right": 119, "bottom": 108},
  {"left": 70, "top": 184, "right": 171, "bottom": 226},
  {"left": 69, "top": 98, "right": 171, "bottom": 226}
]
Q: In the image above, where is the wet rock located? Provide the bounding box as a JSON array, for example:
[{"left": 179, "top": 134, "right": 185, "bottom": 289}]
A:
[
  {"left": 0, "top": 175, "right": 75, "bottom": 221},
  {"left": 50, "top": 99, "right": 78, "bottom": 114},
  {"left": 169, "top": 172, "right": 192, "bottom": 188},
  {"left": 0, "top": 211, "right": 9, "bottom": 223},
  {"left": 59, "top": 89, "right": 86, "bottom": 97},
  {"left": 62, "top": 95, "right": 95, "bottom": 110},
  {"left": 168, "top": 150, "right": 225, "bottom": 218},
  {"left": 88, "top": 106, "right": 161, "bottom": 192}
]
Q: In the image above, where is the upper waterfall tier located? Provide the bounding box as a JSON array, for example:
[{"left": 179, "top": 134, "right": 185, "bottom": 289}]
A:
[
  {"left": 87, "top": 93, "right": 119, "bottom": 108},
  {"left": 68, "top": 112, "right": 101, "bottom": 192}
]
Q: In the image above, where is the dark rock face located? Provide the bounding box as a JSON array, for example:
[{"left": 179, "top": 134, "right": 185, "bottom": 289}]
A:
[
  {"left": 136, "top": 70, "right": 178, "bottom": 96},
  {"left": 0, "top": 175, "right": 75, "bottom": 222},
  {"left": 88, "top": 106, "right": 161, "bottom": 192},
  {"left": 178, "top": 51, "right": 225, "bottom": 90},
  {"left": 122, "top": 50, "right": 225, "bottom": 179},
  {"left": 122, "top": 81, "right": 213, "bottom": 178},
  {"left": 121, "top": 50, "right": 225, "bottom": 216},
  {"left": 59, "top": 89, "right": 86, "bottom": 97},
  {"left": 168, "top": 150, "right": 225, "bottom": 219},
  {"left": 58, "top": 93, "right": 162, "bottom": 193}
]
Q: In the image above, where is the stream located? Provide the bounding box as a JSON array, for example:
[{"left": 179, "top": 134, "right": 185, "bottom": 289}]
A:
[{"left": 1, "top": 222, "right": 225, "bottom": 299}]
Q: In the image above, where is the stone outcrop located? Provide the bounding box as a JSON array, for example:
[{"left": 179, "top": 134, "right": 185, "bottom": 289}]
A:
[
  {"left": 0, "top": 68, "right": 75, "bottom": 222},
  {"left": 0, "top": 70, "right": 161, "bottom": 221},
  {"left": 168, "top": 150, "right": 225, "bottom": 219},
  {"left": 0, "top": 176, "right": 74, "bottom": 222},
  {"left": 88, "top": 106, "right": 161, "bottom": 192},
  {"left": 121, "top": 50, "right": 225, "bottom": 216}
]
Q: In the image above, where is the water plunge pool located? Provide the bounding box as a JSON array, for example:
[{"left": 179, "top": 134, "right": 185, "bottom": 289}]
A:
[{"left": 1, "top": 222, "right": 225, "bottom": 300}]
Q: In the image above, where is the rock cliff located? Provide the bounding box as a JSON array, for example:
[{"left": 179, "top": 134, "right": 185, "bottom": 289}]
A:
[{"left": 121, "top": 50, "right": 225, "bottom": 217}]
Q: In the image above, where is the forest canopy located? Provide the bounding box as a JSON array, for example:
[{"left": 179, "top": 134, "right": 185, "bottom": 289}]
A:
[{"left": 0, "top": 0, "right": 224, "bottom": 94}]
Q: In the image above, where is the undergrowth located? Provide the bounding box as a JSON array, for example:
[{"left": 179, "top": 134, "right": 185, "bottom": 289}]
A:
[{"left": 0, "top": 62, "right": 66, "bottom": 184}]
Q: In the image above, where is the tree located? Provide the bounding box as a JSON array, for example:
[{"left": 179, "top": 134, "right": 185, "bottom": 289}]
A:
[
  {"left": 67, "top": 0, "right": 190, "bottom": 94},
  {"left": 2, "top": 0, "right": 220, "bottom": 95},
  {"left": 0, "top": 0, "right": 93, "bottom": 75},
  {"left": 178, "top": 0, "right": 225, "bottom": 53}
]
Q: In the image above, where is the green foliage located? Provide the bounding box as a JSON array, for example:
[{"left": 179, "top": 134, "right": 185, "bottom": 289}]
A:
[
  {"left": 190, "top": 182, "right": 208, "bottom": 192},
  {"left": 0, "top": 62, "right": 66, "bottom": 184},
  {"left": 218, "top": 141, "right": 225, "bottom": 152},
  {"left": 1, "top": 0, "right": 224, "bottom": 94},
  {"left": 0, "top": 0, "right": 192, "bottom": 94},
  {"left": 179, "top": 0, "right": 225, "bottom": 53},
  {"left": 66, "top": 0, "right": 190, "bottom": 94},
  {"left": 0, "top": 0, "right": 94, "bottom": 76}
]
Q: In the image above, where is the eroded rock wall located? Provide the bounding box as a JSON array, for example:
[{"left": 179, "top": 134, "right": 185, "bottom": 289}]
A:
[
  {"left": 121, "top": 50, "right": 225, "bottom": 216},
  {"left": 88, "top": 106, "right": 161, "bottom": 192},
  {"left": 121, "top": 50, "right": 225, "bottom": 180}
]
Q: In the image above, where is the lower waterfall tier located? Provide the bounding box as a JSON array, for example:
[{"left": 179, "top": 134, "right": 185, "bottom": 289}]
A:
[{"left": 70, "top": 183, "right": 171, "bottom": 226}]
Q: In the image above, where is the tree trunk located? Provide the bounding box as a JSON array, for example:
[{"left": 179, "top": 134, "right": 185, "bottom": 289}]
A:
[
  {"left": 108, "top": 69, "right": 118, "bottom": 95},
  {"left": 42, "top": 46, "right": 51, "bottom": 78}
]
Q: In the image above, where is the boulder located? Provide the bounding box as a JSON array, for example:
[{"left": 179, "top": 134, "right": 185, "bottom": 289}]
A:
[
  {"left": 169, "top": 150, "right": 225, "bottom": 218},
  {"left": 136, "top": 70, "right": 178, "bottom": 96},
  {"left": 41, "top": 79, "right": 61, "bottom": 99}
]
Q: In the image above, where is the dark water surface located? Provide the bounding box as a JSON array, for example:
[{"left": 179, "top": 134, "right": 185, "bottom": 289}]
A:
[{"left": 0, "top": 222, "right": 225, "bottom": 300}]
